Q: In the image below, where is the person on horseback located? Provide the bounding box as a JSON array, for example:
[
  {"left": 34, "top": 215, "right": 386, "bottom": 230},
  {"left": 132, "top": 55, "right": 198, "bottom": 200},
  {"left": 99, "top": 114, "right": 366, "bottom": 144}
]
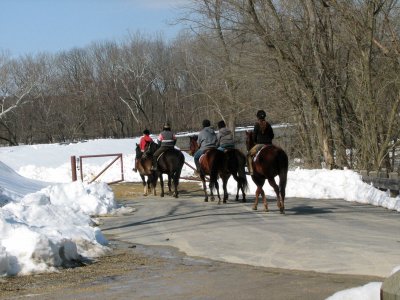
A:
[
  {"left": 151, "top": 122, "right": 177, "bottom": 171},
  {"left": 194, "top": 119, "right": 217, "bottom": 173},
  {"left": 247, "top": 110, "right": 274, "bottom": 175},
  {"left": 134, "top": 129, "right": 153, "bottom": 172},
  {"left": 216, "top": 120, "right": 235, "bottom": 151}
]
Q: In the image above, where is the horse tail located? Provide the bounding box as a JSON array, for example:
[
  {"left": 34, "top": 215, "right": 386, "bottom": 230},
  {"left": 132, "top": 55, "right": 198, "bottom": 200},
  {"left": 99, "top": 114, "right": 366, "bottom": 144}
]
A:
[
  {"left": 235, "top": 150, "right": 248, "bottom": 192},
  {"left": 173, "top": 150, "right": 185, "bottom": 180},
  {"left": 209, "top": 150, "right": 224, "bottom": 191},
  {"left": 278, "top": 150, "right": 289, "bottom": 198}
]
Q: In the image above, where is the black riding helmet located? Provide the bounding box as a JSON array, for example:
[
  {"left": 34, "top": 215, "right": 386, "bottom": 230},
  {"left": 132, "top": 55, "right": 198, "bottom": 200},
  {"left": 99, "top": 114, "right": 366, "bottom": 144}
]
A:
[
  {"left": 202, "top": 119, "right": 211, "bottom": 128},
  {"left": 163, "top": 122, "right": 171, "bottom": 130},
  {"left": 256, "top": 110, "right": 266, "bottom": 120},
  {"left": 217, "top": 120, "right": 226, "bottom": 129},
  {"left": 143, "top": 129, "right": 150, "bottom": 135}
]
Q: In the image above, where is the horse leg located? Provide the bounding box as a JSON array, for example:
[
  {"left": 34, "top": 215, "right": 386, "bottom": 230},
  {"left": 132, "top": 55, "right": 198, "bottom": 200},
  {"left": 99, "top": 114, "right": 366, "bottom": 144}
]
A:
[
  {"left": 168, "top": 174, "right": 173, "bottom": 196},
  {"left": 151, "top": 173, "right": 157, "bottom": 196},
  {"left": 253, "top": 187, "right": 260, "bottom": 210},
  {"left": 235, "top": 181, "right": 240, "bottom": 202},
  {"left": 222, "top": 177, "right": 229, "bottom": 204},
  {"left": 208, "top": 175, "right": 217, "bottom": 202},
  {"left": 213, "top": 180, "right": 220, "bottom": 203},
  {"left": 140, "top": 175, "right": 148, "bottom": 196},
  {"left": 241, "top": 184, "right": 246, "bottom": 203},
  {"left": 159, "top": 174, "right": 165, "bottom": 197},
  {"left": 260, "top": 188, "right": 269, "bottom": 212},
  {"left": 268, "top": 178, "right": 283, "bottom": 213},
  {"left": 173, "top": 172, "right": 179, "bottom": 198},
  {"left": 201, "top": 176, "right": 208, "bottom": 202}
]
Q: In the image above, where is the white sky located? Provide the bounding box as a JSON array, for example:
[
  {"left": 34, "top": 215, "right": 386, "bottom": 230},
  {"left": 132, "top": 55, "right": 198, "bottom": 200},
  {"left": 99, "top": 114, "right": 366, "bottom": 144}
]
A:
[{"left": 0, "top": 133, "right": 399, "bottom": 299}]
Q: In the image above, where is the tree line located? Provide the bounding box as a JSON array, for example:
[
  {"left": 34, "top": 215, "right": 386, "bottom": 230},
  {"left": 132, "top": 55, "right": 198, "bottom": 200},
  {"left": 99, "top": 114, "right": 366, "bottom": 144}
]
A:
[{"left": 1, "top": 0, "right": 400, "bottom": 172}]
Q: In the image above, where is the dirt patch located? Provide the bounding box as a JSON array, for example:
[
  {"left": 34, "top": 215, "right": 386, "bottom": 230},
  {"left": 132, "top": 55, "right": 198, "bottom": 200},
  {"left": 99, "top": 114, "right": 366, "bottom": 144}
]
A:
[{"left": 111, "top": 181, "right": 203, "bottom": 199}]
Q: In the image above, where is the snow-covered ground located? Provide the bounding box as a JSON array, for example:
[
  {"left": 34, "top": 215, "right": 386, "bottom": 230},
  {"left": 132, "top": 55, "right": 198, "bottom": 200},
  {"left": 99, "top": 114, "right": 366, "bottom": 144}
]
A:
[{"left": 1, "top": 134, "right": 399, "bottom": 299}]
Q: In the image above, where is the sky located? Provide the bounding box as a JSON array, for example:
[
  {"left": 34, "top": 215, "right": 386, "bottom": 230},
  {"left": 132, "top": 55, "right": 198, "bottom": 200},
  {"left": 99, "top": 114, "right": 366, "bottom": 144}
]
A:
[
  {"left": 0, "top": 130, "right": 399, "bottom": 299},
  {"left": 0, "top": 0, "right": 187, "bottom": 57}
]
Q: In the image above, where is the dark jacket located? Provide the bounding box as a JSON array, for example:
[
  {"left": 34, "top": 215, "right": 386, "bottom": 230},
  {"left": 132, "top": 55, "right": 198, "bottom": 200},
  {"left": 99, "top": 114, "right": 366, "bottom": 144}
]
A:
[
  {"left": 198, "top": 126, "right": 217, "bottom": 150},
  {"left": 253, "top": 120, "right": 274, "bottom": 144},
  {"left": 158, "top": 130, "right": 176, "bottom": 147},
  {"left": 217, "top": 127, "right": 234, "bottom": 147}
]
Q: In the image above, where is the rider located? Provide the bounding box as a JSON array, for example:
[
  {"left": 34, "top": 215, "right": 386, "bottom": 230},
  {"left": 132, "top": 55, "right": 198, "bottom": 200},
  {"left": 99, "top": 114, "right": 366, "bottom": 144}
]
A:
[
  {"left": 151, "top": 122, "right": 177, "bottom": 171},
  {"left": 134, "top": 129, "right": 153, "bottom": 172},
  {"left": 194, "top": 119, "right": 218, "bottom": 173},
  {"left": 247, "top": 110, "right": 274, "bottom": 175},
  {"left": 216, "top": 120, "right": 235, "bottom": 151}
]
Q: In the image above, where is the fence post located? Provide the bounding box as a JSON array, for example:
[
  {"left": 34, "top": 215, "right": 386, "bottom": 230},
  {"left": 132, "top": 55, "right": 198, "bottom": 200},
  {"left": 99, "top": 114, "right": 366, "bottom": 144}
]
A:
[{"left": 71, "top": 156, "right": 77, "bottom": 181}]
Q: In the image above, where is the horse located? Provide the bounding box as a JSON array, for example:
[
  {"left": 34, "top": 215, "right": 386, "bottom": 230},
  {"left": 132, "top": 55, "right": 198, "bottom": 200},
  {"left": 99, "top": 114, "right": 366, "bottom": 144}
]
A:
[
  {"left": 134, "top": 143, "right": 157, "bottom": 196},
  {"left": 189, "top": 136, "right": 248, "bottom": 203},
  {"left": 224, "top": 148, "right": 248, "bottom": 202},
  {"left": 143, "top": 141, "right": 185, "bottom": 198},
  {"left": 245, "top": 131, "right": 288, "bottom": 213},
  {"left": 188, "top": 136, "right": 227, "bottom": 203}
]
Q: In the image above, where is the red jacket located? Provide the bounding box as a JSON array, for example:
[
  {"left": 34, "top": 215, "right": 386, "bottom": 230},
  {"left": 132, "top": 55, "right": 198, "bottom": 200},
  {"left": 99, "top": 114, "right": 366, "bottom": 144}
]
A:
[{"left": 139, "top": 134, "right": 153, "bottom": 151}]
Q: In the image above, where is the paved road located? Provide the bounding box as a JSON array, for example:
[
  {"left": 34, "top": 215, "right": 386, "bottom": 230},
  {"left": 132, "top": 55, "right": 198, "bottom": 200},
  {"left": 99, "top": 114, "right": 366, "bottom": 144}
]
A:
[{"left": 101, "top": 188, "right": 400, "bottom": 278}]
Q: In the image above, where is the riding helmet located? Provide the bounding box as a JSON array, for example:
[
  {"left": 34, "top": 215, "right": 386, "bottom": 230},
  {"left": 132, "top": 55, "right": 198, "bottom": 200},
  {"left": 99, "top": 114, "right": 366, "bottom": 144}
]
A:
[
  {"left": 143, "top": 129, "right": 150, "bottom": 135},
  {"left": 202, "top": 119, "right": 211, "bottom": 128},
  {"left": 163, "top": 122, "right": 171, "bottom": 130},
  {"left": 256, "top": 110, "right": 266, "bottom": 120},
  {"left": 217, "top": 120, "right": 226, "bottom": 129}
]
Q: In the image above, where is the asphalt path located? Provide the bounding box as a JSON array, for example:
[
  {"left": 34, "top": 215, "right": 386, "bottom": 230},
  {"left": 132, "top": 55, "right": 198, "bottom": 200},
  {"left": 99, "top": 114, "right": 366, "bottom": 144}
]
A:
[{"left": 101, "top": 186, "right": 400, "bottom": 278}]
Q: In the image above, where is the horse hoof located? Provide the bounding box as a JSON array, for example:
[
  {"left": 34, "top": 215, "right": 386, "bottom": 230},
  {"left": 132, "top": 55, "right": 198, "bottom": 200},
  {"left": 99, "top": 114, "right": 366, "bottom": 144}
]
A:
[
  {"left": 252, "top": 206, "right": 257, "bottom": 211},
  {"left": 223, "top": 200, "right": 227, "bottom": 204},
  {"left": 242, "top": 199, "right": 246, "bottom": 203},
  {"left": 264, "top": 208, "right": 269, "bottom": 212},
  {"left": 204, "top": 199, "right": 208, "bottom": 202}
]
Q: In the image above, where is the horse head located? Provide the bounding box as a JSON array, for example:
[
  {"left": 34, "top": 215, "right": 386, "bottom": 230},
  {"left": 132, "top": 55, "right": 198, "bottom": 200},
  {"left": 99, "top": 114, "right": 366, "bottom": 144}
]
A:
[
  {"left": 135, "top": 143, "right": 142, "bottom": 158},
  {"left": 245, "top": 131, "right": 255, "bottom": 151},
  {"left": 188, "top": 135, "right": 199, "bottom": 156},
  {"left": 143, "top": 141, "right": 159, "bottom": 159}
]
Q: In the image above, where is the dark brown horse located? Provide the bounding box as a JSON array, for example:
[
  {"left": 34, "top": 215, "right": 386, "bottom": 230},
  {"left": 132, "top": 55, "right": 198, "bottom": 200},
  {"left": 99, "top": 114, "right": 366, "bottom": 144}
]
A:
[
  {"left": 189, "top": 136, "right": 247, "bottom": 203},
  {"left": 135, "top": 143, "right": 157, "bottom": 196},
  {"left": 143, "top": 142, "right": 185, "bottom": 198},
  {"left": 245, "top": 131, "right": 288, "bottom": 213}
]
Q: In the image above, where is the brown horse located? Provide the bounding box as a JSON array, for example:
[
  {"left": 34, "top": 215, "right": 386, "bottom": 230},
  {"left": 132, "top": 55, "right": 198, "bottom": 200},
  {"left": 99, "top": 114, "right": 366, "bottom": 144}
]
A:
[
  {"left": 143, "top": 141, "right": 185, "bottom": 198},
  {"left": 189, "top": 136, "right": 229, "bottom": 203},
  {"left": 245, "top": 131, "right": 288, "bottom": 213},
  {"left": 189, "top": 136, "right": 247, "bottom": 203},
  {"left": 135, "top": 143, "right": 157, "bottom": 196}
]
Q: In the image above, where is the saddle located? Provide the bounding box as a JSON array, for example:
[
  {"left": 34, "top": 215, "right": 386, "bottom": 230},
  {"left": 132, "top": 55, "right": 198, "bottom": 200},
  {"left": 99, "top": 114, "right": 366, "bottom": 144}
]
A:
[
  {"left": 199, "top": 148, "right": 215, "bottom": 164},
  {"left": 253, "top": 144, "right": 273, "bottom": 162}
]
